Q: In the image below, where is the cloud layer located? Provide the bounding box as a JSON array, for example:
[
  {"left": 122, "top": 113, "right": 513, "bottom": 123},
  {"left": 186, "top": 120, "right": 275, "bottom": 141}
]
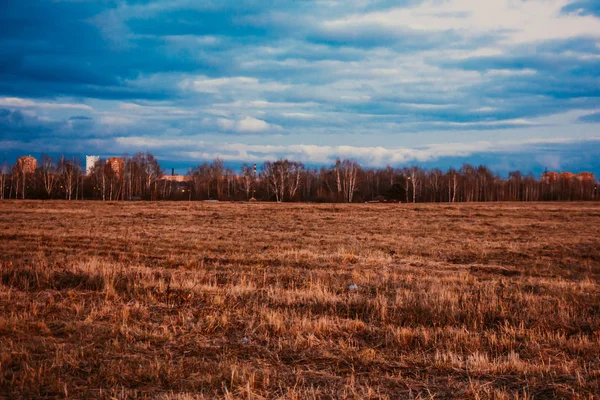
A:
[{"left": 1, "top": 0, "right": 599, "bottom": 174}]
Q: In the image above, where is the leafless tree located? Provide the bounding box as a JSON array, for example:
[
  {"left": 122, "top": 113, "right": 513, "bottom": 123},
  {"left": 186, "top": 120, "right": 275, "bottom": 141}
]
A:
[
  {"left": 337, "top": 159, "right": 359, "bottom": 203},
  {"left": 262, "top": 160, "right": 286, "bottom": 202},
  {"left": 211, "top": 158, "right": 225, "bottom": 200},
  {"left": 38, "top": 154, "right": 58, "bottom": 198},
  {"left": 239, "top": 164, "right": 254, "bottom": 199},
  {"left": 3, "top": 150, "right": 599, "bottom": 203},
  {"left": 139, "top": 153, "right": 162, "bottom": 200},
  {"left": 427, "top": 168, "right": 444, "bottom": 202},
  {"left": 189, "top": 162, "right": 211, "bottom": 200},
  {"left": 58, "top": 156, "right": 79, "bottom": 200},
  {"left": 11, "top": 162, "right": 25, "bottom": 199},
  {"left": 408, "top": 166, "right": 421, "bottom": 203},
  {"left": 287, "top": 161, "right": 304, "bottom": 200},
  {"left": 0, "top": 159, "right": 9, "bottom": 200}
]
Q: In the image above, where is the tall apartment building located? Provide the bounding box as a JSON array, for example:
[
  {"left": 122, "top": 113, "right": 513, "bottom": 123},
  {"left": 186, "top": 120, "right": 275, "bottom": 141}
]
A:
[{"left": 86, "top": 155, "right": 100, "bottom": 175}]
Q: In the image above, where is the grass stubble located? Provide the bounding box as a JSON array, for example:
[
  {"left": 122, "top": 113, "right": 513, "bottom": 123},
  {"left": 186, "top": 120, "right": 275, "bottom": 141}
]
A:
[{"left": 0, "top": 201, "right": 599, "bottom": 399}]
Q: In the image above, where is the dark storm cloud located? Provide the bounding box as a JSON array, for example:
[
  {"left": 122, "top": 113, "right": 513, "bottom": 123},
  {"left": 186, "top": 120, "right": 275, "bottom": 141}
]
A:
[
  {"left": 0, "top": 0, "right": 221, "bottom": 100},
  {"left": 0, "top": 108, "right": 54, "bottom": 140}
]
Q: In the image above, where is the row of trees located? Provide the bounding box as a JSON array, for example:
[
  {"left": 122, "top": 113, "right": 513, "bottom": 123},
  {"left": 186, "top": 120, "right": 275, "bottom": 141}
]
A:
[
  {"left": 88, "top": 153, "right": 163, "bottom": 201},
  {"left": 0, "top": 154, "right": 164, "bottom": 201},
  {"left": 1, "top": 153, "right": 598, "bottom": 202},
  {"left": 2, "top": 155, "right": 86, "bottom": 201}
]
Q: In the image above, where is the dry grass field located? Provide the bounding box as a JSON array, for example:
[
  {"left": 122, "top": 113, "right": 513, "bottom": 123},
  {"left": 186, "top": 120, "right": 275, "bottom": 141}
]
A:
[{"left": 0, "top": 201, "right": 599, "bottom": 399}]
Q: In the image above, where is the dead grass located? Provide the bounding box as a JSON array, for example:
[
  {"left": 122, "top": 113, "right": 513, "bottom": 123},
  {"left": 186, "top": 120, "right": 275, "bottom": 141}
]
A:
[{"left": 0, "top": 201, "right": 599, "bottom": 399}]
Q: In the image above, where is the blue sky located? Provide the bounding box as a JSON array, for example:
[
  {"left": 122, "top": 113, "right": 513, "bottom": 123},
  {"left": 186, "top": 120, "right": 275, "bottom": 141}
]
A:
[{"left": 1, "top": 0, "right": 599, "bottom": 175}]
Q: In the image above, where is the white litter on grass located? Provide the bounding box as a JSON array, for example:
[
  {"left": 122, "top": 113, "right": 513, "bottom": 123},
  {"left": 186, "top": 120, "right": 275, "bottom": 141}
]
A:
[
  {"left": 240, "top": 337, "right": 249, "bottom": 344},
  {"left": 348, "top": 284, "right": 359, "bottom": 291}
]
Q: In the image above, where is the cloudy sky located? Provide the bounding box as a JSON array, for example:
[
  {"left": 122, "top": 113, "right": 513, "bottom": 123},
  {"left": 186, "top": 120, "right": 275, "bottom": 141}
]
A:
[{"left": 1, "top": 0, "right": 599, "bottom": 174}]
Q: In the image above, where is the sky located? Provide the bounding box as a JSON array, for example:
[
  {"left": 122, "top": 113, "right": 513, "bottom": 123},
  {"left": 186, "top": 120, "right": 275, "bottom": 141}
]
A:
[{"left": 1, "top": 0, "right": 599, "bottom": 175}]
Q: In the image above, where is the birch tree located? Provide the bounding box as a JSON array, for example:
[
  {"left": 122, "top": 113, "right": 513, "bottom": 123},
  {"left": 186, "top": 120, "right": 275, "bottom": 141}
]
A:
[
  {"left": 58, "top": 156, "right": 77, "bottom": 200},
  {"left": 38, "top": 154, "right": 58, "bottom": 198},
  {"left": 0, "top": 160, "right": 8, "bottom": 200},
  {"left": 239, "top": 164, "right": 254, "bottom": 199},
  {"left": 262, "top": 161, "right": 286, "bottom": 202},
  {"left": 340, "top": 160, "right": 359, "bottom": 203},
  {"left": 408, "top": 166, "right": 421, "bottom": 203},
  {"left": 287, "top": 161, "right": 304, "bottom": 200},
  {"left": 262, "top": 160, "right": 302, "bottom": 202}
]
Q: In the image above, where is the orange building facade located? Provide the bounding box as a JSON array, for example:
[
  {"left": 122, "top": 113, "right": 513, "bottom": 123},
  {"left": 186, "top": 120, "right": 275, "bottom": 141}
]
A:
[
  {"left": 106, "top": 157, "right": 125, "bottom": 178},
  {"left": 543, "top": 171, "right": 594, "bottom": 183},
  {"left": 17, "top": 156, "right": 38, "bottom": 174}
]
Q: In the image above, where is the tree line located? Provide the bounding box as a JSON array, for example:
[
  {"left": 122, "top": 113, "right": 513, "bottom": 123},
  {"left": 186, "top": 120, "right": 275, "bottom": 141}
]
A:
[{"left": 1, "top": 153, "right": 598, "bottom": 202}]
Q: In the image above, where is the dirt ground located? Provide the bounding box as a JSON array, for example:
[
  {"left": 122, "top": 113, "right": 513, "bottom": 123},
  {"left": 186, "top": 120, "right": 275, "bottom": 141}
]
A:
[{"left": 1, "top": 201, "right": 599, "bottom": 399}]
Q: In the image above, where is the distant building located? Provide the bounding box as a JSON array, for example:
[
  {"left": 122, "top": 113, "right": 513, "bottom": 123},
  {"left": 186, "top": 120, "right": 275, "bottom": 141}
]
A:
[
  {"left": 158, "top": 169, "right": 192, "bottom": 198},
  {"left": 542, "top": 171, "right": 558, "bottom": 184},
  {"left": 577, "top": 172, "right": 595, "bottom": 182},
  {"left": 106, "top": 157, "right": 125, "bottom": 178},
  {"left": 542, "top": 171, "right": 595, "bottom": 183},
  {"left": 162, "top": 175, "right": 191, "bottom": 182},
  {"left": 559, "top": 172, "right": 575, "bottom": 181},
  {"left": 86, "top": 155, "right": 100, "bottom": 175},
  {"left": 161, "top": 168, "right": 191, "bottom": 182},
  {"left": 17, "top": 156, "right": 37, "bottom": 174}
]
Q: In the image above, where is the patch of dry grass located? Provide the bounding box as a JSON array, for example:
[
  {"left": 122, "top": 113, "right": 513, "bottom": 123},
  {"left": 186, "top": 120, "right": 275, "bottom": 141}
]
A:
[{"left": 0, "top": 201, "right": 599, "bottom": 399}]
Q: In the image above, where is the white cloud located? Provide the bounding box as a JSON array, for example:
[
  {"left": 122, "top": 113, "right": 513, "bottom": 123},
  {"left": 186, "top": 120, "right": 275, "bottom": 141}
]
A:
[
  {"left": 119, "top": 102, "right": 193, "bottom": 116},
  {"left": 217, "top": 118, "right": 236, "bottom": 130},
  {"left": 0, "top": 97, "right": 93, "bottom": 111},
  {"left": 399, "top": 103, "right": 454, "bottom": 110},
  {"left": 321, "top": 0, "right": 600, "bottom": 44},
  {"left": 486, "top": 69, "right": 537, "bottom": 76},
  {"left": 211, "top": 116, "right": 279, "bottom": 132},
  {"left": 162, "top": 34, "right": 221, "bottom": 46},
  {"left": 281, "top": 112, "right": 317, "bottom": 119},
  {"left": 182, "top": 76, "right": 258, "bottom": 93},
  {"left": 6, "top": 1, "right": 600, "bottom": 173},
  {"left": 433, "top": 118, "right": 535, "bottom": 127},
  {"left": 180, "top": 76, "right": 289, "bottom": 94},
  {"left": 237, "top": 116, "right": 271, "bottom": 132},
  {"left": 211, "top": 100, "right": 321, "bottom": 113},
  {"left": 115, "top": 135, "right": 600, "bottom": 167},
  {"left": 100, "top": 116, "right": 135, "bottom": 125}
]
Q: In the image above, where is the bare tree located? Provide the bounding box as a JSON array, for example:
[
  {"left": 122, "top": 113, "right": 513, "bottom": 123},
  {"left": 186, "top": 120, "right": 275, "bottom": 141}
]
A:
[
  {"left": 335, "top": 160, "right": 343, "bottom": 200},
  {"left": 189, "top": 162, "right": 211, "bottom": 200},
  {"left": 287, "top": 161, "right": 304, "bottom": 200},
  {"left": 58, "top": 156, "right": 78, "bottom": 200},
  {"left": 263, "top": 161, "right": 284, "bottom": 202},
  {"left": 211, "top": 158, "right": 225, "bottom": 200},
  {"left": 0, "top": 159, "right": 8, "bottom": 200},
  {"left": 239, "top": 164, "right": 254, "bottom": 199},
  {"left": 4, "top": 149, "right": 599, "bottom": 203},
  {"left": 11, "top": 164, "right": 20, "bottom": 200},
  {"left": 408, "top": 166, "right": 421, "bottom": 203},
  {"left": 427, "top": 168, "right": 444, "bottom": 202},
  {"left": 140, "top": 153, "right": 162, "bottom": 200},
  {"left": 38, "top": 154, "right": 58, "bottom": 198},
  {"left": 74, "top": 158, "right": 83, "bottom": 200},
  {"left": 448, "top": 169, "right": 459, "bottom": 203},
  {"left": 263, "top": 160, "right": 302, "bottom": 202},
  {"left": 12, "top": 161, "right": 30, "bottom": 199},
  {"left": 338, "top": 159, "right": 359, "bottom": 203},
  {"left": 88, "top": 160, "right": 107, "bottom": 200}
]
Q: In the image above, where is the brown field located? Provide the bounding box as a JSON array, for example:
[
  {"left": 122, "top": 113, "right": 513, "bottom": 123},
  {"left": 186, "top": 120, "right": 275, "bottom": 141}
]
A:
[{"left": 1, "top": 201, "right": 599, "bottom": 399}]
